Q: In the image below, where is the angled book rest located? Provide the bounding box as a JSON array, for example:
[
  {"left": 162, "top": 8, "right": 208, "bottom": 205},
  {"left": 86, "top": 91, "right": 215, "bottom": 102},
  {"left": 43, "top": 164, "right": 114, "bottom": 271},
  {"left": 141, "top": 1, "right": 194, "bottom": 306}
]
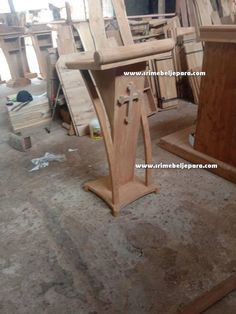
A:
[{"left": 66, "top": 39, "right": 174, "bottom": 215}]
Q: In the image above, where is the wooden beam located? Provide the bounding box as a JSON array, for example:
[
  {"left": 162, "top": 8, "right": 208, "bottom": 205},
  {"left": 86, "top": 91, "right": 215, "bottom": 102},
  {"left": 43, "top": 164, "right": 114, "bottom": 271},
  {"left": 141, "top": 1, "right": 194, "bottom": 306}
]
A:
[
  {"left": 158, "top": 0, "right": 165, "bottom": 14},
  {"left": 111, "top": 0, "right": 133, "bottom": 45},
  {"left": 8, "top": 0, "right": 16, "bottom": 13},
  {"left": 181, "top": 275, "right": 236, "bottom": 314}
]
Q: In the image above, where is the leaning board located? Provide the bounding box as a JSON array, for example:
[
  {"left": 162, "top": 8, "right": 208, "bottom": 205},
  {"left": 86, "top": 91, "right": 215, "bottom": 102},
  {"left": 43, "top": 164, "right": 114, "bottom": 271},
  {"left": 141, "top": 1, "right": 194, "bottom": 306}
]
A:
[{"left": 56, "top": 55, "right": 95, "bottom": 136}]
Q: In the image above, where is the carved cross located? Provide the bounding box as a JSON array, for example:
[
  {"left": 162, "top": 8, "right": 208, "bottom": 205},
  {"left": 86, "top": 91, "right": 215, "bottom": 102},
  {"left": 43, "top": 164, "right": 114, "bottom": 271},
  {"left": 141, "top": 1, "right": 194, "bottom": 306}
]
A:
[{"left": 118, "top": 82, "right": 139, "bottom": 124}]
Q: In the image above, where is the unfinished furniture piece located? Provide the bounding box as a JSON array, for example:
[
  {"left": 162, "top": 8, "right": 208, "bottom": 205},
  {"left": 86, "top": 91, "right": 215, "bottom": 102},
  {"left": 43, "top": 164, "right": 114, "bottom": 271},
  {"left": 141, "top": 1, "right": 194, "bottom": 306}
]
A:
[
  {"left": 67, "top": 38, "right": 174, "bottom": 215},
  {"left": 160, "top": 26, "right": 236, "bottom": 184},
  {"left": 194, "top": 26, "right": 236, "bottom": 169},
  {"left": 28, "top": 25, "right": 53, "bottom": 79},
  {"left": 0, "top": 25, "right": 31, "bottom": 87}
]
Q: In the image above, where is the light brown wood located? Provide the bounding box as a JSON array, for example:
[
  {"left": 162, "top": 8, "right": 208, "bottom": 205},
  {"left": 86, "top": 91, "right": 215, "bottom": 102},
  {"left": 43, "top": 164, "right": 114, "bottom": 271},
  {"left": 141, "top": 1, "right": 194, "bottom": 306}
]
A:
[
  {"left": 211, "top": 11, "right": 222, "bottom": 25},
  {"left": 111, "top": 0, "right": 133, "bottom": 45},
  {"left": 111, "top": 0, "right": 157, "bottom": 115},
  {"left": 183, "top": 42, "right": 203, "bottom": 71},
  {"left": 93, "top": 40, "right": 175, "bottom": 66},
  {"left": 56, "top": 55, "right": 95, "bottom": 136},
  {"left": 55, "top": 23, "right": 95, "bottom": 136},
  {"left": 159, "top": 126, "right": 236, "bottom": 183},
  {"left": 181, "top": 275, "right": 236, "bottom": 314},
  {"left": 195, "top": 26, "right": 236, "bottom": 167},
  {"left": 7, "top": 95, "right": 51, "bottom": 132},
  {"left": 29, "top": 27, "right": 53, "bottom": 78},
  {"left": 56, "top": 24, "right": 76, "bottom": 55},
  {"left": 0, "top": 26, "right": 31, "bottom": 83},
  {"left": 200, "top": 25, "right": 236, "bottom": 43},
  {"left": 84, "top": 176, "right": 157, "bottom": 216},
  {"left": 194, "top": 0, "right": 214, "bottom": 26},
  {"left": 154, "top": 51, "right": 178, "bottom": 109},
  {"left": 180, "top": 0, "right": 189, "bottom": 27},
  {"left": 74, "top": 22, "right": 95, "bottom": 51},
  {"left": 66, "top": 0, "right": 177, "bottom": 214},
  {"left": 87, "top": 0, "right": 107, "bottom": 49}
]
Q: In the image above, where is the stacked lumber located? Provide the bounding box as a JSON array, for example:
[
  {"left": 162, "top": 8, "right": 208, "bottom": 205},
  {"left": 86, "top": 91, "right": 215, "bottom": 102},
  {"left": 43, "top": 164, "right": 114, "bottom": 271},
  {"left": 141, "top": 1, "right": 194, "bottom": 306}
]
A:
[
  {"left": 176, "top": 0, "right": 236, "bottom": 29},
  {"left": 177, "top": 35, "right": 203, "bottom": 104},
  {"left": 7, "top": 95, "right": 51, "bottom": 132},
  {"left": 128, "top": 16, "right": 179, "bottom": 109}
]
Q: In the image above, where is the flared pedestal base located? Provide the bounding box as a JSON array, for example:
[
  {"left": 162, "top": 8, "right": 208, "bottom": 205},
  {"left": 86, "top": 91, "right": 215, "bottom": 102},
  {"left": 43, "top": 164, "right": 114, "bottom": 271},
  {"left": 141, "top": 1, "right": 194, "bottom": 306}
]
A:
[{"left": 84, "top": 176, "right": 158, "bottom": 216}]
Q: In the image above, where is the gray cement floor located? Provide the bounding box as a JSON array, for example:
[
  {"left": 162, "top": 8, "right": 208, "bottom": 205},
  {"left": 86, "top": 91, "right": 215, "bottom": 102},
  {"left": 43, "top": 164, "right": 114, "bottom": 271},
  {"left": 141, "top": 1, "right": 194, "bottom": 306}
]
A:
[{"left": 0, "top": 80, "right": 236, "bottom": 314}]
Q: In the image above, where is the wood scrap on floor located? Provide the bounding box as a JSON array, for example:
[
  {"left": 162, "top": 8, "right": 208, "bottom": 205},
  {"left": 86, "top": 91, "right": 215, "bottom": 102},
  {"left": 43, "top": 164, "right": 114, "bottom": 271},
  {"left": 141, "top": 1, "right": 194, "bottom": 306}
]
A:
[{"left": 180, "top": 275, "right": 236, "bottom": 314}]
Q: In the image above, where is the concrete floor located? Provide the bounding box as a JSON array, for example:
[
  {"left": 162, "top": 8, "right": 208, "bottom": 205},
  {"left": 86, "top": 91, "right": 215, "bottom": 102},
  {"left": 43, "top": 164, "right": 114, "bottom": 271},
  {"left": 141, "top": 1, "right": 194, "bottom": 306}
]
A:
[{"left": 0, "top": 80, "right": 235, "bottom": 314}]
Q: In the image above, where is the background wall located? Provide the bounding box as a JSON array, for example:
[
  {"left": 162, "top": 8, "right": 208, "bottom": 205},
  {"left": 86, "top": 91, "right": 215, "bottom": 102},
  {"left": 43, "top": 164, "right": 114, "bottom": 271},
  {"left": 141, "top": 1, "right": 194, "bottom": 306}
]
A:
[{"left": 124, "top": 0, "right": 176, "bottom": 15}]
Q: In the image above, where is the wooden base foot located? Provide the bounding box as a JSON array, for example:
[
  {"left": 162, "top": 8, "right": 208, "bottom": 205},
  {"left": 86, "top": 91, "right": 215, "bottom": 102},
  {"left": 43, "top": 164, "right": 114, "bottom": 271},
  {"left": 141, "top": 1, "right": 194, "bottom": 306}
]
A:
[
  {"left": 112, "top": 209, "right": 120, "bottom": 217},
  {"left": 84, "top": 176, "right": 157, "bottom": 214},
  {"left": 6, "top": 78, "right": 31, "bottom": 88},
  {"left": 159, "top": 126, "right": 236, "bottom": 184}
]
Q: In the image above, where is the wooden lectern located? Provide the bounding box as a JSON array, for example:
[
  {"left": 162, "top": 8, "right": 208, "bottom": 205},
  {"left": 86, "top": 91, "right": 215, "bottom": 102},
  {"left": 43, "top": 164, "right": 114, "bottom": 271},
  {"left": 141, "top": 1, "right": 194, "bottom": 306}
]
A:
[
  {"left": 160, "top": 26, "right": 236, "bottom": 183},
  {"left": 195, "top": 26, "right": 236, "bottom": 168},
  {"left": 67, "top": 40, "right": 174, "bottom": 215}
]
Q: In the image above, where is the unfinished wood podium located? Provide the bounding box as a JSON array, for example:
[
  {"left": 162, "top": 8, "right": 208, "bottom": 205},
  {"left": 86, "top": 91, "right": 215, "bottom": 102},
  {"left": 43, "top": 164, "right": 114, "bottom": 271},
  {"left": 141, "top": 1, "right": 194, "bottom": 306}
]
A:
[
  {"left": 67, "top": 40, "right": 174, "bottom": 215},
  {"left": 160, "top": 26, "right": 236, "bottom": 183},
  {"left": 194, "top": 26, "right": 236, "bottom": 168},
  {"left": 0, "top": 25, "right": 31, "bottom": 87}
]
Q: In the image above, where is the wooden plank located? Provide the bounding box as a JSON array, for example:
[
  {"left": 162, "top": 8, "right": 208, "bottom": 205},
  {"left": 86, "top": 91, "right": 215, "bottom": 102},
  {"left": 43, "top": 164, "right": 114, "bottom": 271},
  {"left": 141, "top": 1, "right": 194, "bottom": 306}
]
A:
[
  {"left": 111, "top": 0, "right": 133, "bottom": 45},
  {"left": 187, "top": 0, "right": 200, "bottom": 36},
  {"left": 155, "top": 51, "right": 178, "bottom": 108},
  {"left": 158, "top": 0, "right": 165, "bottom": 14},
  {"left": 56, "top": 24, "right": 76, "bottom": 55},
  {"left": 219, "top": 0, "right": 231, "bottom": 16},
  {"left": 180, "top": 0, "right": 189, "bottom": 27},
  {"left": 87, "top": 0, "right": 107, "bottom": 49},
  {"left": 181, "top": 275, "right": 236, "bottom": 314},
  {"left": 194, "top": 0, "right": 213, "bottom": 26},
  {"left": 183, "top": 42, "right": 203, "bottom": 70},
  {"left": 74, "top": 22, "right": 95, "bottom": 51},
  {"left": 211, "top": 11, "right": 222, "bottom": 25},
  {"left": 159, "top": 126, "right": 236, "bottom": 183},
  {"left": 56, "top": 24, "right": 95, "bottom": 136},
  {"left": 56, "top": 56, "right": 95, "bottom": 136}
]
